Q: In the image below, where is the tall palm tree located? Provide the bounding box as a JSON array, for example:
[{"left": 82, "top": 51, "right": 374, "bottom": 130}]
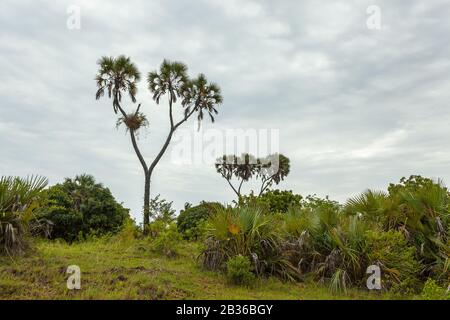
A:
[{"left": 96, "top": 57, "right": 222, "bottom": 233}]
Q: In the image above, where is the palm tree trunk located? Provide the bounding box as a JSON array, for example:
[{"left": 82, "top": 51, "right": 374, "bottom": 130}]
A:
[
  {"left": 143, "top": 175, "right": 150, "bottom": 234},
  {"left": 129, "top": 129, "right": 150, "bottom": 234}
]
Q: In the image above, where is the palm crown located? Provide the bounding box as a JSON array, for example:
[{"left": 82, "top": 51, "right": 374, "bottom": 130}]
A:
[
  {"left": 147, "top": 59, "right": 188, "bottom": 104},
  {"left": 182, "top": 73, "right": 223, "bottom": 125},
  {"left": 95, "top": 55, "right": 141, "bottom": 114}
]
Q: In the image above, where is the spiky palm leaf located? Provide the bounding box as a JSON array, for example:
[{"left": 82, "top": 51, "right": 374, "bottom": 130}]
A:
[
  {"left": 95, "top": 55, "right": 141, "bottom": 114},
  {"left": 181, "top": 73, "right": 223, "bottom": 127},
  {"left": 147, "top": 60, "right": 188, "bottom": 105},
  {"left": 0, "top": 175, "right": 48, "bottom": 255}
]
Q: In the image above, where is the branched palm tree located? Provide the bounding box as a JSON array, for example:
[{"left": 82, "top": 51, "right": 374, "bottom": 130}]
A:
[
  {"left": 215, "top": 153, "right": 290, "bottom": 198},
  {"left": 96, "top": 57, "right": 222, "bottom": 233}
]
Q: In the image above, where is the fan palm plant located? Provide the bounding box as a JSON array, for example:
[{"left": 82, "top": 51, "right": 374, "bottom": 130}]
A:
[
  {"left": 0, "top": 175, "right": 47, "bottom": 255},
  {"left": 345, "top": 179, "right": 449, "bottom": 284},
  {"left": 200, "top": 206, "right": 298, "bottom": 280},
  {"left": 282, "top": 204, "right": 370, "bottom": 291}
]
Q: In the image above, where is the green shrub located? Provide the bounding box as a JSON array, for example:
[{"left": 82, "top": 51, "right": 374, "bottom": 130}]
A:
[
  {"left": 226, "top": 255, "right": 255, "bottom": 285},
  {"left": 149, "top": 195, "right": 176, "bottom": 224},
  {"left": 365, "top": 230, "right": 420, "bottom": 293},
  {"left": 239, "top": 189, "right": 302, "bottom": 213},
  {"left": 177, "top": 202, "right": 223, "bottom": 240},
  {"left": 346, "top": 175, "right": 449, "bottom": 283},
  {"left": 151, "top": 223, "right": 182, "bottom": 258},
  {"left": 37, "top": 174, "right": 129, "bottom": 242},
  {"left": 0, "top": 176, "right": 48, "bottom": 255},
  {"left": 420, "top": 279, "right": 449, "bottom": 300},
  {"left": 282, "top": 205, "right": 377, "bottom": 291},
  {"left": 201, "top": 206, "right": 299, "bottom": 281},
  {"left": 116, "top": 218, "right": 140, "bottom": 243}
]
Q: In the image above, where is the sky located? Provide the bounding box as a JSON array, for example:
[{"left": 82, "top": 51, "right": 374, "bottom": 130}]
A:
[{"left": 1, "top": 0, "right": 450, "bottom": 222}]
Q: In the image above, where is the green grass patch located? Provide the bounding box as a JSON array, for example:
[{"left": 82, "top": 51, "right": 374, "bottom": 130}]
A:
[{"left": 0, "top": 238, "right": 413, "bottom": 300}]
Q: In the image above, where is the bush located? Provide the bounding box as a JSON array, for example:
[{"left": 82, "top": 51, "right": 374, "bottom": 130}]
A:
[
  {"left": 116, "top": 218, "right": 140, "bottom": 243},
  {"left": 149, "top": 195, "right": 176, "bottom": 224},
  {"left": 0, "top": 176, "right": 48, "bottom": 255},
  {"left": 420, "top": 279, "right": 449, "bottom": 300},
  {"left": 346, "top": 175, "right": 449, "bottom": 284},
  {"left": 200, "top": 206, "right": 299, "bottom": 281},
  {"left": 365, "top": 230, "right": 420, "bottom": 293},
  {"left": 177, "top": 202, "right": 223, "bottom": 240},
  {"left": 37, "top": 174, "right": 129, "bottom": 242},
  {"left": 239, "top": 189, "right": 302, "bottom": 213},
  {"left": 226, "top": 255, "right": 255, "bottom": 285},
  {"left": 282, "top": 205, "right": 370, "bottom": 291},
  {"left": 151, "top": 223, "right": 183, "bottom": 258}
]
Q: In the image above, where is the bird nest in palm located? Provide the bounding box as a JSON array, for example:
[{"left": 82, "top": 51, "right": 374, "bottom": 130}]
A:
[{"left": 117, "top": 112, "right": 149, "bottom": 131}]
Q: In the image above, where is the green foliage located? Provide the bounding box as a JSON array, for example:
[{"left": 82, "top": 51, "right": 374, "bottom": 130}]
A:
[
  {"left": 302, "top": 194, "right": 341, "bottom": 211},
  {"left": 149, "top": 195, "right": 176, "bottom": 224},
  {"left": 37, "top": 174, "right": 129, "bottom": 242},
  {"left": 116, "top": 218, "right": 140, "bottom": 243},
  {"left": 0, "top": 237, "right": 398, "bottom": 300},
  {"left": 0, "top": 176, "right": 48, "bottom": 255},
  {"left": 177, "top": 202, "right": 224, "bottom": 240},
  {"left": 151, "top": 223, "right": 183, "bottom": 258},
  {"left": 346, "top": 175, "right": 450, "bottom": 284},
  {"left": 282, "top": 205, "right": 369, "bottom": 291},
  {"left": 95, "top": 55, "right": 141, "bottom": 114},
  {"left": 420, "top": 279, "right": 449, "bottom": 300},
  {"left": 239, "top": 189, "right": 302, "bottom": 214},
  {"left": 201, "top": 206, "right": 299, "bottom": 281},
  {"left": 365, "top": 230, "right": 420, "bottom": 292},
  {"left": 226, "top": 255, "right": 255, "bottom": 286},
  {"left": 145, "top": 195, "right": 177, "bottom": 238}
]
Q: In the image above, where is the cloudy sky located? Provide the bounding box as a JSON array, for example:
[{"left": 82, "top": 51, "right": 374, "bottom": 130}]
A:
[{"left": 1, "top": 0, "right": 450, "bottom": 222}]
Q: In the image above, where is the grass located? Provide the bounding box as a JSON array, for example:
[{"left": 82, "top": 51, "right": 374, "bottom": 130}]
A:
[{"left": 0, "top": 237, "right": 413, "bottom": 300}]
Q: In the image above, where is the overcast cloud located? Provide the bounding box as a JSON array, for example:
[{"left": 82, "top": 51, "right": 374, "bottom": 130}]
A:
[{"left": 1, "top": 0, "right": 450, "bottom": 222}]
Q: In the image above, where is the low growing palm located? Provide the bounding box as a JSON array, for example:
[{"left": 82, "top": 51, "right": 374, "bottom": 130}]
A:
[
  {"left": 0, "top": 176, "right": 48, "bottom": 255},
  {"left": 201, "top": 206, "right": 299, "bottom": 280}
]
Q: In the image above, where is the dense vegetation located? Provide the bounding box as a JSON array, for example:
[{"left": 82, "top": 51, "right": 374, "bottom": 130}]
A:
[
  {"left": 199, "top": 176, "right": 449, "bottom": 295},
  {"left": 177, "top": 202, "right": 224, "bottom": 240},
  {"left": 1, "top": 172, "right": 448, "bottom": 299},
  {"left": 36, "top": 174, "right": 129, "bottom": 242}
]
